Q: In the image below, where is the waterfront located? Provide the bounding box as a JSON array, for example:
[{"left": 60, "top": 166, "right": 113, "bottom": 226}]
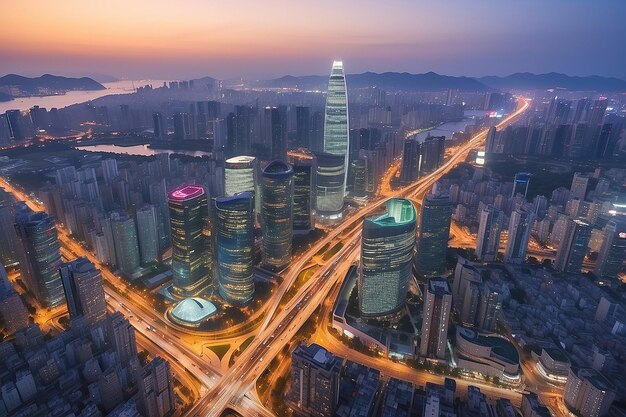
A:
[
  {"left": 0, "top": 79, "right": 168, "bottom": 113},
  {"left": 410, "top": 110, "right": 490, "bottom": 142},
  {"left": 76, "top": 143, "right": 211, "bottom": 157}
]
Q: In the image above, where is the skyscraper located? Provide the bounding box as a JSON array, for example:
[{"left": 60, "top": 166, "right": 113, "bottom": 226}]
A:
[
  {"left": 0, "top": 263, "right": 29, "bottom": 335},
  {"left": 172, "top": 112, "right": 191, "bottom": 141},
  {"left": 136, "top": 205, "right": 160, "bottom": 265},
  {"left": 168, "top": 185, "right": 211, "bottom": 298},
  {"left": 475, "top": 205, "right": 504, "bottom": 262},
  {"left": 555, "top": 218, "right": 592, "bottom": 274},
  {"left": 420, "top": 277, "right": 452, "bottom": 360},
  {"left": 511, "top": 172, "right": 531, "bottom": 198},
  {"left": 415, "top": 193, "right": 453, "bottom": 277},
  {"left": 136, "top": 357, "right": 176, "bottom": 417},
  {"left": 14, "top": 208, "right": 64, "bottom": 307},
  {"left": 262, "top": 106, "right": 287, "bottom": 161},
  {"left": 504, "top": 208, "right": 534, "bottom": 264},
  {"left": 110, "top": 211, "right": 141, "bottom": 279},
  {"left": 288, "top": 150, "right": 315, "bottom": 233},
  {"left": 400, "top": 137, "right": 421, "bottom": 184},
  {"left": 359, "top": 199, "right": 416, "bottom": 319},
  {"left": 59, "top": 258, "right": 107, "bottom": 325},
  {"left": 594, "top": 219, "right": 626, "bottom": 280},
  {"left": 152, "top": 112, "right": 166, "bottom": 140},
  {"left": 323, "top": 61, "right": 349, "bottom": 200},
  {"left": 570, "top": 172, "right": 590, "bottom": 200},
  {"left": 295, "top": 106, "right": 311, "bottom": 148},
  {"left": 224, "top": 156, "right": 257, "bottom": 197},
  {"left": 107, "top": 312, "right": 137, "bottom": 366},
  {"left": 420, "top": 135, "right": 445, "bottom": 175},
  {"left": 314, "top": 151, "right": 346, "bottom": 220},
  {"left": 261, "top": 161, "right": 294, "bottom": 271},
  {"left": 286, "top": 343, "right": 342, "bottom": 417},
  {"left": 214, "top": 193, "right": 255, "bottom": 305}
]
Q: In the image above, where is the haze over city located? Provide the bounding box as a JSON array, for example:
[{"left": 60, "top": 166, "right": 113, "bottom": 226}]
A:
[{"left": 0, "top": 2, "right": 625, "bottom": 417}]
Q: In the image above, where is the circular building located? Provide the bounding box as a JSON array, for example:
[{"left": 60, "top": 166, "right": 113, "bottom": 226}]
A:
[{"left": 168, "top": 297, "right": 217, "bottom": 328}]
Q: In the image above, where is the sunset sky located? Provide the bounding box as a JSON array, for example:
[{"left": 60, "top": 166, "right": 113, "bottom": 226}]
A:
[{"left": 1, "top": 0, "right": 625, "bottom": 80}]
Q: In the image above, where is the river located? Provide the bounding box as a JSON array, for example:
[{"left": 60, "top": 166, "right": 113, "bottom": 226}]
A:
[
  {"left": 75, "top": 143, "right": 211, "bottom": 158},
  {"left": 0, "top": 79, "right": 168, "bottom": 113},
  {"left": 410, "top": 110, "right": 490, "bottom": 142}
]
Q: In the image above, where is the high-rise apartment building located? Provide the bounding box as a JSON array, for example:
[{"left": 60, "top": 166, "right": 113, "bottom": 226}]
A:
[
  {"left": 504, "top": 209, "right": 534, "bottom": 264},
  {"left": 564, "top": 367, "right": 615, "bottom": 417},
  {"left": 286, "top": 343, "right": 342, "bottom": 417},
  {"left": 420, "top": 278, "right": 452, "bottom": 360},
  {"left": 0, "top": 263, "right": 29, "bottom": 334},
  {"left": 570, "top": 172, "right": 590, "bottom": 200},
  {"left": 400, "top": 137, "right": 421, "bottom": 184},
  {"left": 136, "top": 357, "right": 176, "bottom": 417},
  {"left": 420, "top": 135, "right": 445, "bottom": 175},
  {"left": 555, "top": 218, "right": 592, "bottom": 274},
  {"left": 593, "top": 219, "right": 626, "bottom": 280},
  {"left": 359, "top": 199, "right": 416, "bottom": 319},
  {"left": 475, "top": 205, "right": 504, "bottom": 262},
  {"left": 107, "top": 311, "right": 138, "bottom": 366}
]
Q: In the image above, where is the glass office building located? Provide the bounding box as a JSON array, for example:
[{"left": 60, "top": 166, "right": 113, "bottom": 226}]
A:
[
  {"left": 14, "top": 208, "right": 64, "bottom": 307},
  {"left": 314, "top": 151, "right": 345, "bottom": 220},
  {"left": 224, "top": 156, "right": 260, "bottom": 218},
  {"left": 323, "top": 61, "right": 349, "bottom": 200},
  {"left": 168, "top": 185, "right": 211, "bottom": 298},
  {"left": 214, "top": 192, "right": 255, "bottom": 305},
  {"left": 261, "top": 161, "right": 294, "bottom": 271},
  {"left": 415, "top": 193, "right": 453, "bottom": 277},
  {"left": 359, "top": 198, "right": 416, "bottom": 319},
  {"left": 288, "top": 150, "right": 315, "bottom": 233}
]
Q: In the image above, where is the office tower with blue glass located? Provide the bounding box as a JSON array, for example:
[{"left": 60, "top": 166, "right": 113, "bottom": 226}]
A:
[
  {"left": 415, "top": 193, "right": 453, "bottom": 277},
  {"left": 14, "top": 208, "right": 64, "bottom": 307},
  {"left": 168, "top": 185, "right": 211, "bottom": 297},
  {"left": 110, "top": 211, "right": 141, "bottom": 279},
  {"left": 288, "top": 150, "right": 315, "bottom": 233},
  {"left": 215, "top": 192, "right": 255, "bottom": 305},
  {"left": 359, "top": 198, "right": 416, "bottom": 320},
  {"left": 321, "top": 60, "right": 349, "bottom": 221},
  {"left": 315, "top": 151, "right": 346, "bottom": 220},
  {"left": 59, "top": 257, "right": 107, "bottom": 325},
  {"left": 261, "top": 161, "right": 294, "bottom": 271}
]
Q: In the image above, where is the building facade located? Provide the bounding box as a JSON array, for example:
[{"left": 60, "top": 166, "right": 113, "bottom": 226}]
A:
[
  {"left": 359, "top": 198, "right": 416, "bottom": 319},
  {"left": 214, "top": 193, "right": 255, "bottom": 305}
]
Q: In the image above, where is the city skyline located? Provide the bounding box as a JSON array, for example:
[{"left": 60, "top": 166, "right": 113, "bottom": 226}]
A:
[{"left": 1, "top": 0, "right": 626, "bottom": 79}]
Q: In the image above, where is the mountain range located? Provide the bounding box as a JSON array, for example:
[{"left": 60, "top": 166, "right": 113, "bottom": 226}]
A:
[
  {"left": 258, "top": 71, "right": 626, "bottom": 92},
  {"left": 0, "top": 74, "right": 105, "bottom": 100}
]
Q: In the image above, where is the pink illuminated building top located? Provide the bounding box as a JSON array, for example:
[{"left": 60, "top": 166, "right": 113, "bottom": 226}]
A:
[{"left": 169, "top": 185, "right": 205, "bottom": 201}]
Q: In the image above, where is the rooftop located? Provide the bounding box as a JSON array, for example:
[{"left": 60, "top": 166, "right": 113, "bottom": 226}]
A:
[
  {"left": 169, "top": 185, "right": 205, "bottom": 201},
  {"left": 457, "top": 326, "right": 519, "bottom": 365}
]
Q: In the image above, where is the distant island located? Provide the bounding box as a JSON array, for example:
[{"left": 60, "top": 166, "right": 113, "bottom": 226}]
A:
[{"left": 0, "top": 74, "right": 105, "bottom": 102}]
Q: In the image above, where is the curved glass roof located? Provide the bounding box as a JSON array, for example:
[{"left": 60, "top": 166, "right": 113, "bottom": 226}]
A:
[
  {"left": 170, "top": 297, "right": 217, "bottom": 325},
  {"left": 369, "top": 198, "right": 416, "bottom": 226}
]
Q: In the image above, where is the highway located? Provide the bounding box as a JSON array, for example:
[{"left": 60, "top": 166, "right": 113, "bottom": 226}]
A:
[
  {"left": 191, "top": 97, "right": 531, "bottom": 416},
  {"left": 1, "top": 97, "right": 531, "bottom": 416}
]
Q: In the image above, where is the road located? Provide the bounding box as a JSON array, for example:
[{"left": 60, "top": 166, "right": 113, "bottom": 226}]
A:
[
  {"left": 191, "top": 97, "right": 530, "bottom": 416},
  {"left": 1, "top": 97, "right": 531, "bottom": 416}
]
